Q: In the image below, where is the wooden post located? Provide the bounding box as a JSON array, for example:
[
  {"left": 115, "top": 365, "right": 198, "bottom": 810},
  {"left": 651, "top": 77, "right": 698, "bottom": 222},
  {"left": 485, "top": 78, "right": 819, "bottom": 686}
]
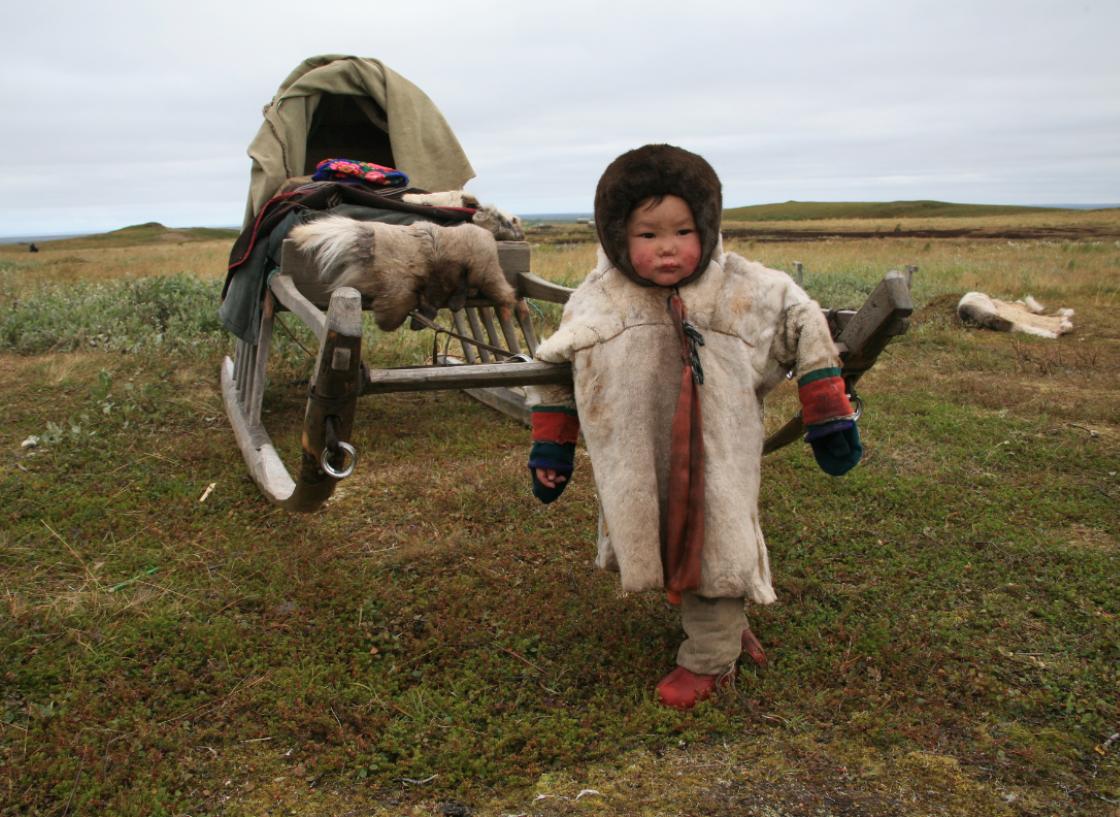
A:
[
  {"left": 222, "top": 287, "right": 363, "bottom": 513},
  {"left": 762, "top": 272, "right": 912, "bottom": 456},
  {"left": 286, "top": 287, "right": 364, "bottom": 511},
  {"left": 836, "top": 271, "right": 913, "bottom": 388}
]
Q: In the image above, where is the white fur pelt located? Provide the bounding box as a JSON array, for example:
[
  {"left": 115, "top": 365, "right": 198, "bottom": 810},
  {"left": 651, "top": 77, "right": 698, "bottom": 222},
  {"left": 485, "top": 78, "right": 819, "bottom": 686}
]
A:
[
  {"left": 289, "top": 216, "right": 517, "bottom": 331},
  {"left": 471, "top": 204, "right": 524, "bottom": 240},
  {"left": 402, "top": 190, "right": 524, "bottom": 240},
  {"left": 402, "top": 190, "right": 480, "bottom": 208},
  {"left": 957, "top": 292, "right": 1074, "bottom": 339}
]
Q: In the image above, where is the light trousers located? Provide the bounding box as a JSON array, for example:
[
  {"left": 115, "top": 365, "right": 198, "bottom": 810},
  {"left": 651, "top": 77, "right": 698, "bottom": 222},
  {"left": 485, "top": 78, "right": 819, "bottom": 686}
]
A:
[{"left": 676, "top": 593, "right": 746, "bottom": 675}]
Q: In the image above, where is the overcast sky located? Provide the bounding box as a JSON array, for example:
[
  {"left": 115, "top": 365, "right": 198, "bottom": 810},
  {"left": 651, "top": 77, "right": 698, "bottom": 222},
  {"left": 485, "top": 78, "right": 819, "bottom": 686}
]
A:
[{"left": 2, "top": 0, "right": 1117, "bottom": 237}]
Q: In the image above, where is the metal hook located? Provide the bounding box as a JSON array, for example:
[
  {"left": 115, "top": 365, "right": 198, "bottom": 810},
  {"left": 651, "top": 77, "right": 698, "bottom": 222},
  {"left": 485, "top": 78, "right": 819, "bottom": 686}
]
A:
[
  {"left": 850, "top": 395, "right": 864, "bottom": 422},
  {"left": 321, "top": 441, "right": 358, "bottom": 479}
]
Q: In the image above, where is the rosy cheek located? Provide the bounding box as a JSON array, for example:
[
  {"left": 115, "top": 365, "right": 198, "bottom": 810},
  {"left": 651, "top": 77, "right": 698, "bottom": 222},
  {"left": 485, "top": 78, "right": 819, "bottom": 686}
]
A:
[
  {"left": 680, "top": 244, "right": 701, "bottom": 273},
  {"left": 630, "top": 247, "right": 654, "bottom": 270}
]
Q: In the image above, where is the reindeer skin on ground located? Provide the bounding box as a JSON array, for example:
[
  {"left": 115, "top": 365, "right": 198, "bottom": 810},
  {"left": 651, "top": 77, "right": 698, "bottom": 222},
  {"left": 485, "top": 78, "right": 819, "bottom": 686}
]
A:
[{"left": 957, "top": 291, "right": 1074, "bottom": 339}]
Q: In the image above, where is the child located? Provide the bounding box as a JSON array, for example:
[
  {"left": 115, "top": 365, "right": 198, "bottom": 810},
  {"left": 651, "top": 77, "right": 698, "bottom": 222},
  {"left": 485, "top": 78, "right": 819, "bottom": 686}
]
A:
[{"left": 527, "top": 145, "right": 861, "bottom": 710}]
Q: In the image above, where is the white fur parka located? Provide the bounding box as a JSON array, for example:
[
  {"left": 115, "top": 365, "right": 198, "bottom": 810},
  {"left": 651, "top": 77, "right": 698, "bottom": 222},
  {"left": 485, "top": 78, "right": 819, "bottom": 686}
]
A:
[{"left": 528, "top": 242, "right": 843, "bottom": 603}]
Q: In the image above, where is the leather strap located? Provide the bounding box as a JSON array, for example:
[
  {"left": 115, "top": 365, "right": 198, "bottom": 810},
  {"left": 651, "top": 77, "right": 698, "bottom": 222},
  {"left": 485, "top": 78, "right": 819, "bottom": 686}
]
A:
[{"left": 663, "top": 292, "right": 705, "bottom": 603}]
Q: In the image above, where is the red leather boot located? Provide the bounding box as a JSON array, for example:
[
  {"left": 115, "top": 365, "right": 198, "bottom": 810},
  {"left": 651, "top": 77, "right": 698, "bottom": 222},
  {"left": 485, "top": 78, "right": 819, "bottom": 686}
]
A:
[
  {"left": 656, "top": 666, "right": 733, "bottom": 710},
  {"left": 741, "top": 626, "right": 767, "bottom": 667}
]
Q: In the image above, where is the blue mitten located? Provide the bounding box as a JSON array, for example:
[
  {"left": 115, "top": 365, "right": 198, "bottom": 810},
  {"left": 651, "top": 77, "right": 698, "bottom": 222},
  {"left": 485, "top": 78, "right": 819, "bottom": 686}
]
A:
[
  {"left": 805, "top": 419, "right": 862, "bottom": 476},
  {"left": 528, "top": 441, "right": 574, "bottom": 504}
]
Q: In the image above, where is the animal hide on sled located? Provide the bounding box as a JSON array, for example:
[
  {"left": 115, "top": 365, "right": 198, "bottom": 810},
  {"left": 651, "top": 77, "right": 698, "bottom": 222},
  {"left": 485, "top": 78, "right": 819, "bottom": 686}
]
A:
[
  {"left": 402, "top": 190, "right": 525, "bottom": 240},
  {"left": 957, "top": 292, "right": 1074, "bottom": 339},
  {"left": 289, "top": 216, "right": 518, "bottom": 331}
]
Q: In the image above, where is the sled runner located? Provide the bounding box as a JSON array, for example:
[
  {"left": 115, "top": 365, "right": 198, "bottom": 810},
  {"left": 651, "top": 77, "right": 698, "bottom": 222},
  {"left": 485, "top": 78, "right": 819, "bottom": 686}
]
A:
[{"left": 220, "top": 56, "right": 913, "bottom": 511}]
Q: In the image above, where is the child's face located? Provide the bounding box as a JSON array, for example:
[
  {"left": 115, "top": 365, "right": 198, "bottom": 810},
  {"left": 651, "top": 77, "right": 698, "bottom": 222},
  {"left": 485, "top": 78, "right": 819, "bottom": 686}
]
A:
[{"left": 625, "top": 195, "right": 701, "bottom": 287}]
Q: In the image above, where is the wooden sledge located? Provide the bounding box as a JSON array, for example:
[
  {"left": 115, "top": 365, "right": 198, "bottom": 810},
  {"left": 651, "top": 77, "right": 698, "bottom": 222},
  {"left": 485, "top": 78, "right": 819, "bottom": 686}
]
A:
[{"left": 222, "top": 240, "right": 913, "bottom": 511}]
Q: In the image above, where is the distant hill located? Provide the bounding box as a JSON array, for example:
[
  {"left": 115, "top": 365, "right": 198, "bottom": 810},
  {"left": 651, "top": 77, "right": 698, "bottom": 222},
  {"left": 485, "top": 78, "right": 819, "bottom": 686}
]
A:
[
  {"left": 13, "top": 222, "right": 239, "bottom": 250},
  {"left": 722, "top": 200, "right": 1069, "bottom": 221}
]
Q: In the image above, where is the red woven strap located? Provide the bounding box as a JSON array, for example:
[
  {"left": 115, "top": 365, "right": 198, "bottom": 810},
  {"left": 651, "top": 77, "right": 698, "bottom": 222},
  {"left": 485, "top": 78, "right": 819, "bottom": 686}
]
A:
[
  {"left": 663, "top": 294, "right": 705, "bottom": 598},
  {"left": 531, "top": 408, "right": 580, "bottom": 444},
  {"left": 798, "top": 370, "right": 853, "bottom": 426}
]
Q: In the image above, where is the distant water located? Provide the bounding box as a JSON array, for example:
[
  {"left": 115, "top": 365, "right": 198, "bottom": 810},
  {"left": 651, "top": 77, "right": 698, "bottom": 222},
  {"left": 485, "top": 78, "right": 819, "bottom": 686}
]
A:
[
  {"left": 1034, "top": 203, "right": 1120, "bottom": 210},
  {"left": 0, "top": 225, "right": 241, "bottom": 244},
  {"left": 521, "top": 213, "right": 594, "bottom": 223},
  {"left": 0, "top": 232, "right": 91, "bottom": 244}
]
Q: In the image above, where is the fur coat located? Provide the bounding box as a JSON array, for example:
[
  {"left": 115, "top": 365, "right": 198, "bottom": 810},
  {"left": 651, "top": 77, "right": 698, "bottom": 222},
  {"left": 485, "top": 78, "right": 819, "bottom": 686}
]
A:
[{"left": 528, "top": 242, "right": 843, "bottom": 603}]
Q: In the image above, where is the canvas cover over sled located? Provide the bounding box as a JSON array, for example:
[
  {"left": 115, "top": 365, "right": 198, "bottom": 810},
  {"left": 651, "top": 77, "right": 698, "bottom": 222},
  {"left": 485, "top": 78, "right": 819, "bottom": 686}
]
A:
[{"left": 241, "top": 54, "right": 476, "bottom": 228}]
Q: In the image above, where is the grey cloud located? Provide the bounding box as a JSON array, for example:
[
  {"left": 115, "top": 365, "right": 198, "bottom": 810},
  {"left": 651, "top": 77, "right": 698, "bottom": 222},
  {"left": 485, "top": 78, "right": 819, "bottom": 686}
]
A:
[{"left": 1, "top": 0, "right": 1118, "bottom": 236}]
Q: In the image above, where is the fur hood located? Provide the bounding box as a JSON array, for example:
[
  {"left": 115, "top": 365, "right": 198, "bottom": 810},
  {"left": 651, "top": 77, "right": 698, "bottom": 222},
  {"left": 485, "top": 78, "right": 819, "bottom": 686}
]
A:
[{"left": 593, "top": 144, "right": 722, "bottom": 288}]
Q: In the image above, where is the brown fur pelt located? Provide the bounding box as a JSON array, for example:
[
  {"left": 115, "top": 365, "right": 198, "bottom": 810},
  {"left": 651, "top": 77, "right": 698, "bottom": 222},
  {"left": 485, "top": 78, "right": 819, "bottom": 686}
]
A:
[
  {"left": 288, "top": 216, "right": 517, "bottom": 331},
  {"left": 957, "top": 292, "right": 1074, "bottom": 339}
]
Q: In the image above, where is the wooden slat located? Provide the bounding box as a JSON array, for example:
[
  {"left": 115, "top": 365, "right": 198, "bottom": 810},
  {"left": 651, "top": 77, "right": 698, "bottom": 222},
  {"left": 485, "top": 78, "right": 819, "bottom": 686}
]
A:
[
  {"left": 233, "top": 340, "right": 245, "bottom": 394},
  {"left": 248, "top": 292, "right": 274, "bottom": 426},
  {"left": 243, "top": 340, "right": 257, "bottom": 414},
  {"left": 479, "top": 306, "right": 504, "bottom": 351},
  {"left": 465, "top": 307, "right": 493, "bottom": 363},
  {"left": 516, "top": 309, "right": 539, "bottom": 356},
  {"left": 269, "top": 274, "right": 327, "bottom": 342},
  {"left": 516, "top": 272, "right": 574, "bottom": 303},
  {"left": 363, "top": 360, "right": 571, "bottom": 394},
  {"left": 497, "top": 307, "right": 524, "bottom": 355},
  {"left": 236, "top": 340, "right": 253, "bottom": 402},
  {"left": 450, "top": 310, "right": 477, "bottom": 363},
  {"left": 762, "top": 415, "right": 805, "bottom": 455},
  {"left": 836, "top": 271, "right": 913, "bottom": 382},
  {"left": 464, "top": 387, "right": 532, "bottom": 426}
]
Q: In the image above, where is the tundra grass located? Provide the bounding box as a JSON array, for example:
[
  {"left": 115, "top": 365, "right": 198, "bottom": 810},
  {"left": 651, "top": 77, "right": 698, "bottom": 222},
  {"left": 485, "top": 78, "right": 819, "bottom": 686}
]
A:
[{"left": 1, "top": 226, "right": 1118, "bottom": 816}]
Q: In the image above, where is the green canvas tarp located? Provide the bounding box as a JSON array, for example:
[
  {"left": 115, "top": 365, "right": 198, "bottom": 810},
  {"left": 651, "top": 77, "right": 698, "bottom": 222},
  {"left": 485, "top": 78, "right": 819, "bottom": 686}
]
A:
[{"left": 241, "top": 54, "right": 476, "bottom": 229}]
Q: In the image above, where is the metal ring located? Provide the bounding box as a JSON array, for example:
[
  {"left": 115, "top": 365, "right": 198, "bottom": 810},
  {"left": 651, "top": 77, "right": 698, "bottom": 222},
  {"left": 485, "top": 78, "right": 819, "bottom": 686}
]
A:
[
  {"left": 506, "top": 353, "right": 533, "bottom": 363},
  {"left": 850, "top": 395, "right": 864, "bottom": 422},
  {"left": 321, "top": 441, "right": 358, "bottom": 479}
]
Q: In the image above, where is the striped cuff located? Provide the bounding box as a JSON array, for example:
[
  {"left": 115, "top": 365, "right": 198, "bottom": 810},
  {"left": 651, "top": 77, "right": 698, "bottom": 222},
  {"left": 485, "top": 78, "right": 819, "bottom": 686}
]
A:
[
  {"left": 797, "top": 367, "right": 854, "bottom": 426},
  {"left": 531, "top": 405, "right": 580, "bottom": 444}
]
